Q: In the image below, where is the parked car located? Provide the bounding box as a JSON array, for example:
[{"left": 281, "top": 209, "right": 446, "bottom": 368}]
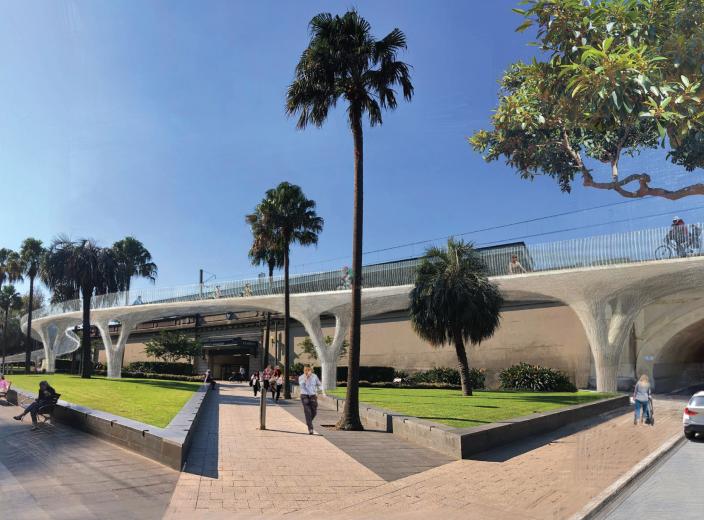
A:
[{"left": 683, "top": 391, "right": 704, "bottom": 440}]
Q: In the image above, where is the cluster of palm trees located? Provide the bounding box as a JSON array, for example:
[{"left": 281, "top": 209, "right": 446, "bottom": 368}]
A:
[{"left": 0, "top": 236, "right": 156, "bottom": 378}]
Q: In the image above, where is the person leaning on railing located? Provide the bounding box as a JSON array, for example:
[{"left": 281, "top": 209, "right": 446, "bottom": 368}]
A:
[{"left": 508, "top": 255, "right": 527, "bottom": 275}]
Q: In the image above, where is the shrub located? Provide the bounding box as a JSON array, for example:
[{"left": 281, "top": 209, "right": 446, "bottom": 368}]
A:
[
  {"left": 127, "top": 362, "right": 194, "bottom": 376},
  {"left": 499, "top": 363, "right": 576, "bottom": 392},
  {"left": 407, "top": 367, "right": 485, "bottom": 389},
  {"left": 93, "top": 369, "right": 204, "bottom": 382}
]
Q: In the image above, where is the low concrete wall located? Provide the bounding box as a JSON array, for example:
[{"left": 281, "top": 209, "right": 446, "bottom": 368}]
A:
[
  {"left": 320, "top": 393, "right": 629, "bottom": 459},
  {"left": 7, "top": 383, "right": 210, "bottom": 470}
]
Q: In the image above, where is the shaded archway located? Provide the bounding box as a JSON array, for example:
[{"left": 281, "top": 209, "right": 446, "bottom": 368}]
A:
[{"left": 652, "top": 318, "right": 704, "bottom": 392}]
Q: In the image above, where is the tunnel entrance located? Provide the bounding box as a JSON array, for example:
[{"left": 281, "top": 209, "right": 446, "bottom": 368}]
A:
[{"left": 653, "top": 318, "right": 704, "bottom": 393}]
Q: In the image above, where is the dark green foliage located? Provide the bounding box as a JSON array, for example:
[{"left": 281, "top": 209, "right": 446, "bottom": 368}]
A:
[
  {"left": 144, "top": 332, "right": 201, "bottom": 363},
  {"left": 471, "top": 0, "right": 704, "bottom": 200},
  {"left": 93, "top": 370, "right": 203, "bottom": 382},
  {"left": 499, "top": 363, "right": 577, "bottom": 392},
  {"left": 407, "top": 367, "right": 486, "bottom": 389},
  {"left": 410, "top": 238, "right": 503, "bottom": 396},
  {"left": 127, "top": 361, "right": 194, "bottom": 376}
]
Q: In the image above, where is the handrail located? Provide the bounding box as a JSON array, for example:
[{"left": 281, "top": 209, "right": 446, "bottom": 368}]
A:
[{"left": 23, "top": 222, "right": 702, "bottom": 323}]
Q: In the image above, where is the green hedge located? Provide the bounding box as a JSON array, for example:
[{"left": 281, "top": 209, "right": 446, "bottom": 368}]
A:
[
  {"left": 127, "top": 362, "right": 194, "bottom": 375},
  {"left": 499, "top": 363, "right": 576, "bottom": 392},
  {"left": 93, "top": 370, "right": 204, "bottom": 382},
  {"left": 407, "top": 367, "right": 485, "bottom": 389}
]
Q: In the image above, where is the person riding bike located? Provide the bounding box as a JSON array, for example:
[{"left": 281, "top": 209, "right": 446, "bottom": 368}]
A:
[{"left": 667, "top": 216, "right": 689, "bottom": 257}]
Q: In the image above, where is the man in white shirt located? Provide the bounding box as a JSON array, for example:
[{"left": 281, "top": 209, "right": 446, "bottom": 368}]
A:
[{"left": 298, "top": 365, "right": 322, "bottom": 434}]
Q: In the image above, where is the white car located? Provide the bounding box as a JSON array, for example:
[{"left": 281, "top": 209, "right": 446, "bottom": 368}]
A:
[{"left": 683, "top": 391, "right": 704, "bottom": 440}]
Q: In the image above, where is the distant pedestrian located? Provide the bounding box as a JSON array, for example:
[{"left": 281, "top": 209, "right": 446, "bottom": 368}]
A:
[
  {"left": 239, "top": 366, "right": 246, "bottom": 381},
  {"left": 299, "top": 365, "right": 322, "bottom": 434},
  {"left": 251, "top": 371, "right": 261, "bottom": 397},
  {"left": 262, "top": 364, "right": 273, "bottom": 392},
  {"left": 508, "top": 254, "right": 527, "bottom": 275},
  {"left": 633, "top": 374, "right": 652, "bottom": 425},
  {"left": 271, "top": 368, "right": 283, "bottom": 401},
  {"left": 204, "top": 370, "right": 216, "bottom": 390}
]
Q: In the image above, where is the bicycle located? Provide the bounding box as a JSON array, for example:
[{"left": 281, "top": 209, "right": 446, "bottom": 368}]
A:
[{"left": 654, "top": 226, "right": 702, "bottom": 259}]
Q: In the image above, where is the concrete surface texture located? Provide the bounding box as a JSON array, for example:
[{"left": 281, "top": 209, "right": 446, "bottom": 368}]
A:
[
  {"left": 165, "top": 383, "right": 686, "bottom": 520},
  {"left": 602, "top": 436, "right": 704, "bottom": 520},
  {"left": 0, "top": 401, "right": 178, "bottom": 520}
]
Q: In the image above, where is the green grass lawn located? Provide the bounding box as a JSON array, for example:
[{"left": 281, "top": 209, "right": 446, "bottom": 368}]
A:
[
  {"left": 6, "top": 374, "right": 201, "bottom": 428},
  {"left": 329, "top": 387, "right": 614, "bottom": 428}
]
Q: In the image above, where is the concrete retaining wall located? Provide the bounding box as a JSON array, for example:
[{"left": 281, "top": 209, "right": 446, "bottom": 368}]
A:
[
  {"left": 320, "top": 393, "right": 629, "bottom": 459},
  {"left": 7, "top": 383, "right": 210, "bottom": 470}
]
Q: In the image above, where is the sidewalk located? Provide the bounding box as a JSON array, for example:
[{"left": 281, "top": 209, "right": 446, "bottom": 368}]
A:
[{"left": 166, "top": 385, "right": 686, "bottom": 520}]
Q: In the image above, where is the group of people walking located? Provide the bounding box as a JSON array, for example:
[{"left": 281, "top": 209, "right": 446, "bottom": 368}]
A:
[
  {"left": 249, "top": 364, "right": 322, "bottom": 434},
  {"left": 250, "top": 365, "right": 285, "bottom": 401}
]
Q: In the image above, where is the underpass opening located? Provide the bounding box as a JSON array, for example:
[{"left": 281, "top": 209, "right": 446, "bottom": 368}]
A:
[{"left": 653, "top": 318, "right": 704, "bottom": 393}]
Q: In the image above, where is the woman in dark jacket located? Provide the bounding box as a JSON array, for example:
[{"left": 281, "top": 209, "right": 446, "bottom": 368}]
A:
[{"left": 13, "top": 381, "right": 58, "bottom": 430}]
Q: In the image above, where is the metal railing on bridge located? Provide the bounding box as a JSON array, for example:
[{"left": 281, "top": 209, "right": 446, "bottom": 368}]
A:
[{"left": 26, "top": 222, "right": 702, "bottom": 321}]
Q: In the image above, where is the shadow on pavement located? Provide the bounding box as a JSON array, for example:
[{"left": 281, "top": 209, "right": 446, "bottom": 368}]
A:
[
  {"left": 181, "top": 386, "right": 219, "bottom": 479},
  {"left": 469, "top": 408, "right": 629, "bottom": 463}
]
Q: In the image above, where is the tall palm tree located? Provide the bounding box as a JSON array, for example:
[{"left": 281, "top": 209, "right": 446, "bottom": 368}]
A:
[
  {"left": 0, "top": 285, "right": 22, "bottom": 367},
  {"left": 112, "top": 236, "right": 158, "bottom": 306},
  {"left": 248, "top": 182, "right": 323, "bottom": 398},
  {"left": 0, "top": 249, "right": 23, "bottom": 292},
  {"left": 287, "top": 10, "right": 413, "bottom": 429},
  {"left": 410, "top": 239, "right": 504, "bottom": 396},
  {"left": 246, "top": 210, "right": 285, "bottom": 370},
  {"left": 19, "top": 238, "right": 46, "bottom": 373},
  {"left": 41, "top": 237, "right": 119, "bottom": 378}
]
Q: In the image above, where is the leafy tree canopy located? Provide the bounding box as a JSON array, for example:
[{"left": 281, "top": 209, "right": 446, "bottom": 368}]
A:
[
  {"left": 470, "top": 0, "right": 704, "bottom": 199},
  {"left": 144, "top": 331, "right": 202, "bottom": 363},
  {"left": 300, "top": 335, "right": 349, "bottom": 362}
]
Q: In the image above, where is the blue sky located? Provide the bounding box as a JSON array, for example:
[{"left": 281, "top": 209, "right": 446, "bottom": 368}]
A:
[{"left": 1, "top": 0, "right": 702, "bottom": 292}]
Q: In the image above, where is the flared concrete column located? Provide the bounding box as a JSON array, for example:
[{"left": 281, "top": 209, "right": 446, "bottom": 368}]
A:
[
  {"left": 37, "top": 324, "right": 58, "bottom": 373},
  {"left": 298, "top": 312, "right": 351, "bottom": 391},
  {"left": 95, "top": 317, "right": 137, "bottom": 378},
  {"left": 572, "top": 296, "right": 641, "bottom": 392}
]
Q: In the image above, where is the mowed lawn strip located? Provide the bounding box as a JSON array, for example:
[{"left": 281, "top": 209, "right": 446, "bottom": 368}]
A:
[
  {"left": 7, "top": 374, "right": 201, "bottom": 428},
  {"left": 329, "top": 387, "right": 614, "bottom": 428}
]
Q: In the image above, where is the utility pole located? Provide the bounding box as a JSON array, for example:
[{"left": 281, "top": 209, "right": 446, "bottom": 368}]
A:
[{"left": 199, "top": 269, "right": 204, "bottom": 298}]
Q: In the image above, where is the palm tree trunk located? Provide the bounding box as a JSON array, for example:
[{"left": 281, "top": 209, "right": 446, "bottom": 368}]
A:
[
  {"left": 81, "top": 287, "right": 92, "bottom": 379},
  {"left": 338, "top": 110, "right": 364, "bottom": 430},
  {"left": 283, "top": 244, "right": 291, "bottom": 399},
  {"left": 262, "top": 265, "right": 274, "bottom": 371},
  {"left": 2, "top": 309, "right": 8, "bottom": 368},
  {"left": 24, "top": 275, "right": 34, "bottom": 374},
  {"left": 453, "top": 329, "right": 472, "bottom": 396}
]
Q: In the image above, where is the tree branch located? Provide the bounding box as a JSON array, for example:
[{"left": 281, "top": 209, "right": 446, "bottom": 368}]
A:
[{"left": 560, "top": 128, "right": 704, "bottom": 200}]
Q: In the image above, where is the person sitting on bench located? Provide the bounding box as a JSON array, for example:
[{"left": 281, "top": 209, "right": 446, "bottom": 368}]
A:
[
  {"left": 0, "top": 375, "right": 10, "bottom": 402},
  {"left": 13, "top": 380, "right": 58, "bottom": 430}
]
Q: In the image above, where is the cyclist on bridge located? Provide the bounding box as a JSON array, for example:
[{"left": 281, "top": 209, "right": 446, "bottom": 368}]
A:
[{"left": 667, "top": 216, "right": 689, "bottom": 257}]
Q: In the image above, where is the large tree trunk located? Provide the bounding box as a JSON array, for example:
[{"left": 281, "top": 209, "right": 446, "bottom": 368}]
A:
[
  {"left": 283, "top": 245, "right": 291, "bottom": 399},
  {"left": 453, "top": 329, "right": 473, "bottom": 396},
  {"left": 24, "top": 275, "right": 34, "bottom": 374},
  {"left": 80, "top": 288, "right": 92, "bottom": 379},
  {"left": 262, "top": 265, "right": 273, "bottom": 371},
  {"left": 338, "top": 111, "right": 364, "bottom": 431},
  {"left": 2, "top": 309, "right": 8, "bottom": 368}
]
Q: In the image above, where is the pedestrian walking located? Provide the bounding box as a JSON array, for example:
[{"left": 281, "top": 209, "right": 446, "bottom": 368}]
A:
[
  {"left": 251, "top": 371, "right": 261, "bottom": 397},
  {"left": 271, "top": 368, "right": 283, "bottom": 401},
  {"left": 262, "top": 364, "right": 273, "bottom": 392},
  {"left": 299, "top": 365, "right": 322, "bottom": 434},
  {"left": 633, "top": 374, "right": 652, "bottom": 425},
  {"left": 239, "top": 366, "right": 246, "bottom": 381}
]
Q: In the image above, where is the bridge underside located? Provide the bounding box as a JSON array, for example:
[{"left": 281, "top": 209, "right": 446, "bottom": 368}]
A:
[{"left": 24, "top": 256, "right": 704, "bottom": 393}]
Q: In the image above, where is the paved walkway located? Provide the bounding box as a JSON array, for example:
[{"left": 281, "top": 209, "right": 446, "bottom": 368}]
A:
[
  {"left": 0, "top": 401, "right": 178, "bottom": 520},
  {"left": 603, "top": 436, "right": 704, "bottom": 519},
  {"left": 165, "top": 384, "right": 688, "bottom": 520}
]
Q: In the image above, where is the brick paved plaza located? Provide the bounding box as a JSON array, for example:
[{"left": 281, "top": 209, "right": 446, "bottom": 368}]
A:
[{"left": 0, "top": 384, "right": 687, "bottom": 519}]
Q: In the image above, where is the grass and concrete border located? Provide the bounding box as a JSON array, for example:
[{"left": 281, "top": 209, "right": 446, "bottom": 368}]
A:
[
  {"left": 6, "top": 383, "right": 210, "bottom": 470},
  {"left": 319, "top": 392, "right": 630, "bottom": 459}
]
